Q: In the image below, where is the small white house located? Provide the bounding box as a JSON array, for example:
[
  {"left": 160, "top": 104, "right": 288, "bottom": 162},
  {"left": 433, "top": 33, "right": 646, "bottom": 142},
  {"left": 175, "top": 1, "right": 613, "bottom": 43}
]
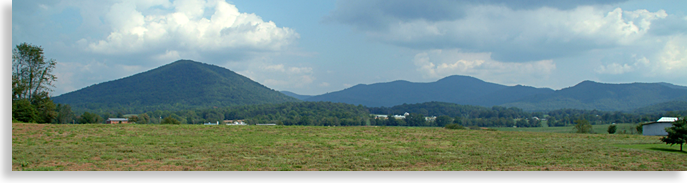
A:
[
  {"left": 642, "top": 117, "right": 678, "bottom": 136},
  {"left": 204, "top": 121, "right": 219, "bottom": 125}
]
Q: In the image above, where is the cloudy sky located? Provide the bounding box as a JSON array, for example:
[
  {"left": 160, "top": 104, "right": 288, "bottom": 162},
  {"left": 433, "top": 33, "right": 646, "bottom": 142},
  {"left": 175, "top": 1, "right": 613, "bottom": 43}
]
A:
[{"left": 11, "top": 0, "right": 687, "bottom": 96}]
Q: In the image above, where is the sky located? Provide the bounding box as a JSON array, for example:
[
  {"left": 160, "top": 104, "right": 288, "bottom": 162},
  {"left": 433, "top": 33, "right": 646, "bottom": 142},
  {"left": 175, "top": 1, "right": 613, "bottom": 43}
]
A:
[{"left": 11, "top": 0, "right": 687, "bottom": 96}]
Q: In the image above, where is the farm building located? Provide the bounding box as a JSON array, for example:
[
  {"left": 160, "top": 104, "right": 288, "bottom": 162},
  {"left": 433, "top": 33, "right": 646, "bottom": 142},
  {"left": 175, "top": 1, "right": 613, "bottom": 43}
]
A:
[
  {"left": 106, "top": 118, "right": 129, "bottom": 124},
  {"left": 204, "top": 121, "right": 219, "bottom": 125},
  {"left": 225, "top": 120, "right": 247, "bottom": 125},
  {"left": 642, "top": 117, "right": 678, "bottom": 136}
]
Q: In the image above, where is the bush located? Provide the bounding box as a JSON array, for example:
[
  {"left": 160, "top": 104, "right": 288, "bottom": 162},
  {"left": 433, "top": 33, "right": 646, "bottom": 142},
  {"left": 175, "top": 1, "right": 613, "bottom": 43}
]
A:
[
  {"left": 161, "top": 116, "right": 181, "bottom": 125},
  {"left": 444, "top": 123, "right": 465, "bottom": 130},
  {"left": 573, "top": 119, "right": 593, "bottom": 133},
  {"left": 607, "top": 125, "right": 617, "bottom": 134}
]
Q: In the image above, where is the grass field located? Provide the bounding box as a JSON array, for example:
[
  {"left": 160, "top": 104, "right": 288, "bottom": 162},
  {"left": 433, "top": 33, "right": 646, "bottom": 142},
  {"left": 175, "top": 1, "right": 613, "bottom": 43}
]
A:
[
  {"left": 493, "top": 123, "right": 641, "bottom": 134},
  {"left": 11, "top": 123, "right": 687, "bottom": 171}
]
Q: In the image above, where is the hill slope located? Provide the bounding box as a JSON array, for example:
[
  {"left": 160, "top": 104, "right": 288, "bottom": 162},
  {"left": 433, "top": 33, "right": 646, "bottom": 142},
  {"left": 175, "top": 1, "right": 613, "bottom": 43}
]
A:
[
  {"left": 304, "top": 75, "right": 687, "bottom": 111},
  {"left": 305, "top": 75, "right": 515, "bottom": 107},
  {"left": 53, "top": 60, "right": 299, "bottom": 112},
  {"left": 280, "top": 91, "right": 312, "bottom": 100},
  {"left": 502, "top": 81, "right": 687, "bottom": 111}
]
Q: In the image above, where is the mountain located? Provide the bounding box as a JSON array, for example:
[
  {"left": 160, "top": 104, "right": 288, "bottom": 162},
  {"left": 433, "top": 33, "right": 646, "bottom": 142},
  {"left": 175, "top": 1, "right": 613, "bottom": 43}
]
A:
[
  {"left": 305, "top": 75, "right": 687, "bottom": 111},
  {"left": 280, "top": 91, "right": 313, "bottom": 100},
  {"left": 501, "top": 81, "right": 687, "bottom": 111},
  {"left": 306, "top": 75, "right": 517, "bottom": 107},
  {"left": 53, "top": 60, "right": 299, "bottom": 112}
]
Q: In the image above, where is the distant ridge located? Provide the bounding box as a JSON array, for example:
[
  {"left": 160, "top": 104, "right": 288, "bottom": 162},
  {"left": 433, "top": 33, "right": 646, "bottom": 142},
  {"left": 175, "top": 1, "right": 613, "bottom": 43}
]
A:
[
  {"left": 305, "top": 75, "right": 687, "bottom": 111},
  {"left": 53, "top": 60, "right": 299, "bottom": 112},
  {"left": 280, "top": 91, "right": 313, "bottom": 100}
]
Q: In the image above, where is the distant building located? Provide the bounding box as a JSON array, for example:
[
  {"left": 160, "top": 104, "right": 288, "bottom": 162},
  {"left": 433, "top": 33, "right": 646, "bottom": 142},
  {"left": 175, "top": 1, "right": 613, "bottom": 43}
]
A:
[
  {"left": 425, "top": 116, "right": 437, "bottom": 121},
  {"left": 204, "top": 121, "right": 219, "bottom": 125},
  {"left": 106, "top": 118, "right": 129, "bottom": 124},
  {"left": 642, "top": 117, "right": 679, "bottom": 136},
  {"left": 225, "top": 120, "right": 247, "bottom": 125},
  {"left": 374, "top": 115, "right": 388, "bottom": 119}
]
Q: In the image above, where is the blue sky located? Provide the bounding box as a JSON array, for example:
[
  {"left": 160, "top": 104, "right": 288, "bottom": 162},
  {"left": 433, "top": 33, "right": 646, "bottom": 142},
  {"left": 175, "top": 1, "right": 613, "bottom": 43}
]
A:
[{"left": 11, "top": 0, "right": 687, "bottom": 96}]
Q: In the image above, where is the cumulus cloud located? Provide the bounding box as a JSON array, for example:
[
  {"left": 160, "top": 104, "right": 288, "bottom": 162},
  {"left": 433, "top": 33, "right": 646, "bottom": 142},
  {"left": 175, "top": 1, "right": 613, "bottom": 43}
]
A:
[
  {"left": 327, "top": 1, "right": 666, "bottom": 62},
  {"left": 237, "top": 62, "right": 316, "bottom": 89},
  {"left": 413, "top": 49, "right": 556, "bottom": 85},
  {"left": 86, "top": 0, "right": 299, "bottom": 60}
]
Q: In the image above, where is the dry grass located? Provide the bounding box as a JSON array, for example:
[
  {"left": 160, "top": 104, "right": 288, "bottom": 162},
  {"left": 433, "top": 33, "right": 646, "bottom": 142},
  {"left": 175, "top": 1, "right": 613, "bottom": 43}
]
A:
[{"left": 11, "top": 123, "right": 687, "bottom": 171}]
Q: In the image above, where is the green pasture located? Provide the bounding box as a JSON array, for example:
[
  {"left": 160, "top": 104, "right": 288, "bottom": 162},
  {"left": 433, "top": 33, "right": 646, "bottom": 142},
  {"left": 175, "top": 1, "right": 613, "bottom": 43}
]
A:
[
  {"left": 12, "top": 123, "right": 686, "bottom": 171},
  {"left": 493, "top": 123, "right": 641, "bottom": 134}
]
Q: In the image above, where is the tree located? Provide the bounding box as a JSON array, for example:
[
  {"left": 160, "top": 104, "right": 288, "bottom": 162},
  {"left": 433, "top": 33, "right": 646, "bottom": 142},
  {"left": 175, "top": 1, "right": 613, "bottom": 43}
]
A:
[
  {"left": 12, "top": 99, "right": 38, "bottom": 123},
  {"left": 573, "top": 119, "right": 593, "bottom": 133},
  {"left": 161, "top": 116, "right": 181, "bottom": 125},
  {"left": 607, "top": 124, "right": 617, "bottom": 134},
  {"left": 12, "top": 43, "right": 57, "bottom": 102},
  {"left": 79, "top": 112, "right": 102, "bottom": 124},
  {"left": 435, "top": 115, "right": 453, "bottom": 127},
  {"left": 12, "top": 43, "right": 58, "bottom": 124},
  {"left": 55, "top": 104, "right": 76, "bottom": 124},
  {"left": 661, "top": 119, "right": 687, "bottom": 151}
]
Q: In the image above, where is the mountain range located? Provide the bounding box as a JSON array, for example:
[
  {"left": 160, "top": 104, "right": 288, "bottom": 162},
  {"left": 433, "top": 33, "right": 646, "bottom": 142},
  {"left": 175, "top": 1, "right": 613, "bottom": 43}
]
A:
[
  {"left": 53, "top": 59, "right": 687, "bottom": 113},
  {"left": 300, "top": 75, "right": 687, "bottom": 112}
]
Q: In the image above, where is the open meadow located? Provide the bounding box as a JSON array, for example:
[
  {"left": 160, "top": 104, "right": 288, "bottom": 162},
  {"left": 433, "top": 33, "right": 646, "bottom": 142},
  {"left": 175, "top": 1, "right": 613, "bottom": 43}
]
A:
[{"left": 11, "top": 123, "right": 687, "bottom": 171}]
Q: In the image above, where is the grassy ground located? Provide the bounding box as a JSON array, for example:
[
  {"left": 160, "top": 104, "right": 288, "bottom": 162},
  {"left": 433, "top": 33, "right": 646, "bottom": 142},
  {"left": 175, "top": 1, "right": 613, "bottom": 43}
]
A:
[
  {"left": 11, "top": 123, "right": 687, "bottom": 171},
  {"left": 493, "top": 123, "right": 640, "bottom": 134}
]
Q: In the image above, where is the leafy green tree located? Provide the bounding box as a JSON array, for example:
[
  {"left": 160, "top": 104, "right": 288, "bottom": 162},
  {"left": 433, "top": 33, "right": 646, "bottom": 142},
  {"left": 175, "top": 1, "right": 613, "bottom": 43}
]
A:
[
  {"left": 435, "top": 115, "right": 453, "bottom": 127},
  {"left": 12, "top": 43, "right": 58, "bottom": 124},
  {"left": 12, "top": 99, "right": 38, "bottom": 123},
  {"left": 138, "top": 113, "right": 150, "bottom": 124},
  {"left": 12, "top": 43, "right": 57, "bottom": 101},
  {"left": 161, "top": 116, "right": 181, "bottom": 125},
  {"left": 79, "top": 112, "right": 102, "bottom": 124},
  {"left": 405, "top": 113, "right": 425, "bottom": 126},
  {"left": 55, "top": 104, "right": 76, "bottom": 124},
  {"left": 573, "top": 119, "right": 593, "bottom": 133},
  {"left": 607, "top": 124, "right": 617, "bottom": 134},
  {"left": 660, "top": 119, "right": 687, "bottom": 151}
]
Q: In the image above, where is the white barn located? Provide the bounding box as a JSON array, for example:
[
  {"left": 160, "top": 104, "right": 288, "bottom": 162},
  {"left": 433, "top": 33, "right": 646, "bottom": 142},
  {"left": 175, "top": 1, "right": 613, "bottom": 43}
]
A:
[{"left": 642, "top": 117, "right": 678, "bottom": 136}]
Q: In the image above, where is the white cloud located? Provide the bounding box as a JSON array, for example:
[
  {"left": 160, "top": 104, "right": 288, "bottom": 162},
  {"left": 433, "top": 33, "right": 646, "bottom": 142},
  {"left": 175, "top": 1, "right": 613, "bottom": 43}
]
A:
[
  {"left": 86, "top": 0, "right": 299, "bottom": 57},
  {"left": 337, "top": 4, "right": 668, "bottom": 62},
  {"left": 596, "top": 35, "right": 687, "bottom": 78},
  {"left": 413, "top": 49, "right": 556, "bottom": 85}
]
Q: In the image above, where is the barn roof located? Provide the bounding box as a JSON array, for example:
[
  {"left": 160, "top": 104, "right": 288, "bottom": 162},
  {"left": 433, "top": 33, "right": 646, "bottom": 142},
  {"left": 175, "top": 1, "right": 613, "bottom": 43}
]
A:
[
  {"left": 107, "top": 118, "right": 129, "bottom": 121},
  {"left": 642, "top": 117, "right": 679, "bottom": 126}
]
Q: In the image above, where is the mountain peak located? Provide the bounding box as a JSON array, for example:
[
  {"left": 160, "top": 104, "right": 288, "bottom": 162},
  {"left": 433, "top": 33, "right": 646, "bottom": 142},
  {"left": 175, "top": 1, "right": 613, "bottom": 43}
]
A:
[{"left": 53, "top": 60, "right": 299, "bottom": 112}]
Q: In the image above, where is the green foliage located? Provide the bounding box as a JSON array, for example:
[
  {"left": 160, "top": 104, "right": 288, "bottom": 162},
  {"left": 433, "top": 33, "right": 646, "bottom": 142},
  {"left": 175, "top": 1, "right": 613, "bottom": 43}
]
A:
[
  {"left": 79, "top": 112, "right": 102, "bottom": 124},
  {"left": 660, "top": 119, "right": 687, "bottom": 151},
  {"left": 11, "top": 43, "right": 59, "bottom": 124},
  {"left": 12, "top": 99, "right": 38, "bottom": 123},
  {"left": 444, "top": 123, "right": 464, "bottom": 130},
  {"left": 607, "top": 125, "right": 617, "bottom": 134},
  {"left": 52, "top": 60, "right": 299, "bottom": 113},
  {"left": 161, "top": 116, "right": 181, "bottom": 125},
  {"left": 435, "top": 115, "right": 453, "bottom": 127},
  {"left": 636, "top": 124, "right": 643, "bottom": 134},
  {"left": 574, "top": 119, "right": 593, "bottom": 133},
  {"left": 55, "top": 104, "right": 76, "bottom": 124}
]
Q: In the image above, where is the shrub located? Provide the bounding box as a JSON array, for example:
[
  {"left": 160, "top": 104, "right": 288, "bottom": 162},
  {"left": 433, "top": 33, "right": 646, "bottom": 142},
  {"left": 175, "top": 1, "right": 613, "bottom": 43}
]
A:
[
  {"left": 444, "top": 123, "right": 465, "bottom": 130},
  {"left": 607, "top": 125, "right": 617, "bottom": 134},
  {"left": 161, "top": 116, "right": 181, "bottom": 125}
]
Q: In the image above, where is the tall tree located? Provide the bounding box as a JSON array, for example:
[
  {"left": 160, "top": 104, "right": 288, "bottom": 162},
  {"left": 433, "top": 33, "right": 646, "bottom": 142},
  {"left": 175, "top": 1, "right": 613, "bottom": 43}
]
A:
[
  {"left": 12, "top": 43, "right": 58, "bottom": 123},
  {"left": 12, "top": 43, "right": 57, "bottom": 101},
  {"left": 573, "top": 119, "right": 593, "bottom": 133}
]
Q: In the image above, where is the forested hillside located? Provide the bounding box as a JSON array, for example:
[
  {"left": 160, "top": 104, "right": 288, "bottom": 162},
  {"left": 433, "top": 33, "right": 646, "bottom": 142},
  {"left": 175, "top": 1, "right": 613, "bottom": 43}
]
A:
[{"left": 52, "top": 60, "right": 299, "bottom": 113}]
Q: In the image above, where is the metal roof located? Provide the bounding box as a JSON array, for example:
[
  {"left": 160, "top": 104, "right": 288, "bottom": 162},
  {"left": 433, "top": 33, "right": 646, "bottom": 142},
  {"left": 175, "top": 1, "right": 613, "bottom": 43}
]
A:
[
  {"left": 657, "top": 117, "right": 678, "bottom": 122},
  {"left": 107, "top": 118, "right": 128, "bottom": 121}
]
